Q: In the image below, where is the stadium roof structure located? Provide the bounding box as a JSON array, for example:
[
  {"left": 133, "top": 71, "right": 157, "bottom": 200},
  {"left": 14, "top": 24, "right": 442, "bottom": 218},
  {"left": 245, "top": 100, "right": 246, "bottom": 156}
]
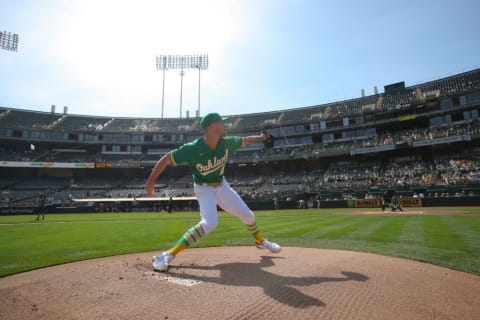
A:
[{"left": 1, "top": 68, "right": 480, "bottom": 133}]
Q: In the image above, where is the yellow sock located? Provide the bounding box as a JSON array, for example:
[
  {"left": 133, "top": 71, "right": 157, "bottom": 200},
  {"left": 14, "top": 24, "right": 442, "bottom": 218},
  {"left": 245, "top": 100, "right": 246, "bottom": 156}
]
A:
[
  {"left": 168, "top": 223, "right": 205, "bottom": 256},
  {"left": 168, "top": 243, "right": 187, "bottom": 256},
  {"left": 246, "top": 223, "right": 263, "bottom": 245}
]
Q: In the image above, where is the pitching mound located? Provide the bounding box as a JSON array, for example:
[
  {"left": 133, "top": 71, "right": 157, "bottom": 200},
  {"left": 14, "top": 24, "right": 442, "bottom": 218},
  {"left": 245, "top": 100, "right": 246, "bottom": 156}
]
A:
[{"left": 1, "top": 247, "right": 479, "bottom": 320}]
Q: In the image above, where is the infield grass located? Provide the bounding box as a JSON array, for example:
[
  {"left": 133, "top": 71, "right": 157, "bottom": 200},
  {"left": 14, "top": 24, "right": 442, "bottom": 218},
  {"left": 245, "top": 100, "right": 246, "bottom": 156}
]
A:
[{"left": 0, "top": 207, "right": 479, "bottom": 277}]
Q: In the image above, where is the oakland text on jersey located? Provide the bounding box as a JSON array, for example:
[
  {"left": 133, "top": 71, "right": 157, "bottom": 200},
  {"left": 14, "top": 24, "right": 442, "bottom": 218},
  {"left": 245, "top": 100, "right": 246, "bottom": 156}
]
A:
[{"left": 196, "top": 149, "right": 229, "bottom": 176}]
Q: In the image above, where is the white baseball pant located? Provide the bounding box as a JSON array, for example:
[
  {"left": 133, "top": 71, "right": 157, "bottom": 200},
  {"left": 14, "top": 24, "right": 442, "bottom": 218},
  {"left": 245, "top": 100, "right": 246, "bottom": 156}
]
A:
[{"left": 194, "top": 179, "right": 256, "bottom": 234}]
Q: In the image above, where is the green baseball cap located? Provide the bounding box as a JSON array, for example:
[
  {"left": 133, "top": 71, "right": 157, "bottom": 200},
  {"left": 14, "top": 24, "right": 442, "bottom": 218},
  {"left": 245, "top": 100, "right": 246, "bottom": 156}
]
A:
[{"left": 200, "top": 112, "right": 228, "bottom": 129}]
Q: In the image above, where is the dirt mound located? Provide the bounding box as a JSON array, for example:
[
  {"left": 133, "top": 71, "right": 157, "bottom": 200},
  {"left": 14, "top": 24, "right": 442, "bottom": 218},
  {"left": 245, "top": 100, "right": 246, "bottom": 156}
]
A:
[{"left": 1, "top": 247, "right": 479, "bottom": 320}]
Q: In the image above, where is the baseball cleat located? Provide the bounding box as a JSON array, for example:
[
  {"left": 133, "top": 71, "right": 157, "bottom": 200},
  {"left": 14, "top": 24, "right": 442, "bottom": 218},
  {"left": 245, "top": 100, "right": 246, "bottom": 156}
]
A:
[
  {"left": 256, "top": 239, "right": 281, "bottom": 253},
  {"left": 152, "top": 251, "right": 174, "bottom": 272}
]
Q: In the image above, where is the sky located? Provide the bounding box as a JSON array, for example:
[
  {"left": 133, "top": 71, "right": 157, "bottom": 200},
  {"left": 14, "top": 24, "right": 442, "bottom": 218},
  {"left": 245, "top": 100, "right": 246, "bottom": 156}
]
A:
[{"left": 0, "top": 0, "right": 479, "bottom": 119}]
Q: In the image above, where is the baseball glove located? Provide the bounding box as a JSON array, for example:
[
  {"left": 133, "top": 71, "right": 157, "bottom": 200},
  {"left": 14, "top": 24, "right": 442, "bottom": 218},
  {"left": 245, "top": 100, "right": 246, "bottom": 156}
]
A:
[{"left": 261, "top": 130, "right": 275, "bottom": 148}]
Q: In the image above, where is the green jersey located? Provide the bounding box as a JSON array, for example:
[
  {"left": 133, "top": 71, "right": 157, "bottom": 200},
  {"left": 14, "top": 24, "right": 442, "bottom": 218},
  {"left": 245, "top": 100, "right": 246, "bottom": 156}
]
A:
[{"left": 170, "top": 136, "right": 244, "bottom": 184}]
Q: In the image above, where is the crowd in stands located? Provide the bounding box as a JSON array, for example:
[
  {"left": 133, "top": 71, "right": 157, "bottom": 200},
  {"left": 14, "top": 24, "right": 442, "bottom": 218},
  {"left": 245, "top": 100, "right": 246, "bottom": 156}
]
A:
[
  {"left": 391, "top": 124, "right": 479, "bottom": 145},
  {"left": 379, "top": 161, "right": 432, "bottom": 187},
  {"left": 311, "top": 122, "right": 479, "bottom": 157},
  {"left": 1, "top": 156, "right": 480, "bottom": 207},
  {"left": 435, "top": 159, "right": 480, "bottom": 185},
  {"left": 226, "top": 158, "right": 480, "bottom": 200},
  {"left": 267, "top": 122, "right": 478, "bottom": 161},
  {"left": 322, "top": 165, "right": 381, "bottom": 190}
]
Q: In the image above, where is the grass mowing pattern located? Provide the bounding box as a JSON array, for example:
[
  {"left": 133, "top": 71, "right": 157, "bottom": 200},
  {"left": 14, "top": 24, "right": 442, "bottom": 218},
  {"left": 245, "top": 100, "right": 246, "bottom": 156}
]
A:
[
  {"left": 365, "top": 216, "right": 409, "bottom": 243},
  {"left": 0, "top": 208, "right": 479, "bottom": 277}
]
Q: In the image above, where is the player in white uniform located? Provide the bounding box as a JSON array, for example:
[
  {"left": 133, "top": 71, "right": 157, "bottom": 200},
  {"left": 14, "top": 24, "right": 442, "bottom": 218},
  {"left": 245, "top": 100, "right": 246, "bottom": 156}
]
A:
[{"left": 145, "top": 112, "right": 281, "bottom": 272}]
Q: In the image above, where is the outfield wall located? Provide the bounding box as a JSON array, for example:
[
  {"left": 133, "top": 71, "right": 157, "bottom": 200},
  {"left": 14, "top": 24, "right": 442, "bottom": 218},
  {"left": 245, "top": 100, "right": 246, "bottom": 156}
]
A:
[
  {"left": 422, "top": 196, "right": 480, "bottom": 206},
  {"left": 1, "top": 197, "right": 480, "bottom": 214}
]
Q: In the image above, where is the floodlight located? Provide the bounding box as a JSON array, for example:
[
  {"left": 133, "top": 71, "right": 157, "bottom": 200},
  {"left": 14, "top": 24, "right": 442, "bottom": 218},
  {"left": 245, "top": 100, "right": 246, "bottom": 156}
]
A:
[
  {"left": 156, "top": 55, "right": 209, "bottom": 118},
  {"left": 0, "top": 31, "right": 19, "bottom": 52}
]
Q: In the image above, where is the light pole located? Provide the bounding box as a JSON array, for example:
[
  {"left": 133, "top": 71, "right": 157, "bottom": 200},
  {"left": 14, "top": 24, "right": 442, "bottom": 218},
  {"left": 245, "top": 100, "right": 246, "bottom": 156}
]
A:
[
  {"left": 156, "top": 54, "right": 209, "bottom": 118},
  {"left": 198, "top": 66, "right": 201, "bottom": 117},
  {"left": 155, "top": 55, "right": 167, "bottom": 119},
  {"left": 197, "top": 56, "right": 203, "bottom": 117},
  {"left": 179, "top": 68, "right": 185, "bottom": 118}
]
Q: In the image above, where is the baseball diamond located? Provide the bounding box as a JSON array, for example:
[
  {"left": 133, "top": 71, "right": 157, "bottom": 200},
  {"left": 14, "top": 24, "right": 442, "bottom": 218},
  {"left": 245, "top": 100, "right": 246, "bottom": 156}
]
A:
[{"left": 1, "top": 63, "right": 480, "bottom": 319}]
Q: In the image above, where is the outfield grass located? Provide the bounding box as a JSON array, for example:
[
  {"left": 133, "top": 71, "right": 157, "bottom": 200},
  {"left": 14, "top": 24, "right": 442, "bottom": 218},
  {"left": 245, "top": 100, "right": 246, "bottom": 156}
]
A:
[{"left": 0, "top": 208, "right": 479, "bottom": 277}]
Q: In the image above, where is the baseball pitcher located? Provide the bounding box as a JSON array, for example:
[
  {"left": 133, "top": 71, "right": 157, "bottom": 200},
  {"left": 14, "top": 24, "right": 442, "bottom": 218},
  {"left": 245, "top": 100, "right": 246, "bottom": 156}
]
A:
[{"left": 145, "top": 112, "right": 281, "bottom": 272}]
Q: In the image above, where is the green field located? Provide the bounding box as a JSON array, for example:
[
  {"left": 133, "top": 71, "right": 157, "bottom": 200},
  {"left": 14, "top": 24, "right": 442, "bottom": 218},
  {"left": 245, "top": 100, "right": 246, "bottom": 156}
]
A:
[{"left": 1, "top": 207, "right": 480, "bottom": 277}]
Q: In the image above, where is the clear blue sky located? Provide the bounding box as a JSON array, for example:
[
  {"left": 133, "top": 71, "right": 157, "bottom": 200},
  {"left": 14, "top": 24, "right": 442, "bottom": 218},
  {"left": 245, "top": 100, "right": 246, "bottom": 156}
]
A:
[{"left": 1, "top": 0, "right": 479, "bottom": 118}]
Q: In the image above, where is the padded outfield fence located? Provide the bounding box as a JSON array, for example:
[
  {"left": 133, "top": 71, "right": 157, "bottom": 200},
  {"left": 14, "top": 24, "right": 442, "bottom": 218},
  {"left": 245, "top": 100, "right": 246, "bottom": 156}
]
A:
[{"left": 2, "top": 196, "right": 480, "bottom": 215}]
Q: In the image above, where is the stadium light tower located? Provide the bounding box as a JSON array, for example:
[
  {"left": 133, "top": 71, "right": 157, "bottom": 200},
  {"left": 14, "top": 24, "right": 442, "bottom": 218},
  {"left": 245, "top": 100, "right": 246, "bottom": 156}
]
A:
[
  {"left": 156, "top": 55, "right": 168, "bottom": 119},
  {"left": 196, "top": 55, "right": 208, "bottom": 117},
  {"left": 156, "top": 54, "right": 209, "bottom": 118},
  {"left": 0, "top": 31, "right": 19, "bottom": 52},
  {"left": 179, "top": 60, "right": 185, "bottom": 119}
]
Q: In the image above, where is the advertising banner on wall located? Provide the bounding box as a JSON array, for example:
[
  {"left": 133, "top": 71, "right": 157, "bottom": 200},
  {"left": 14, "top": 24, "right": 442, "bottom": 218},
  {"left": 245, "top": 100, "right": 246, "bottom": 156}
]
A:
[
  {"left": 0, "top": 161, "right": 95, "bottom": 168},
  {"left": 355, "top": 198, "right": 422, "bottom": 208}
]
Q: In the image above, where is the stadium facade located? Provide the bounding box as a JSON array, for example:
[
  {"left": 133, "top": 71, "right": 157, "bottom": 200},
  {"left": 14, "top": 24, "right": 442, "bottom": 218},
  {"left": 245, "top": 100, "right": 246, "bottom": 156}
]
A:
[{"left": 1, "top": 69, "right": 480, "bottom": 212}]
